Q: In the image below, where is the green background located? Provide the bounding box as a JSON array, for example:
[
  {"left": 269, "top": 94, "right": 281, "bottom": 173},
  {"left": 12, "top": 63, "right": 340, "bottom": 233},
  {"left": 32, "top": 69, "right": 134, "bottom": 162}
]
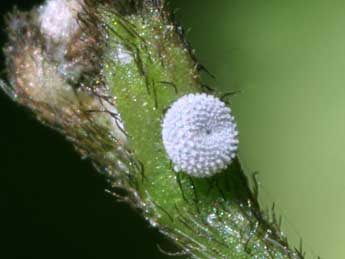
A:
[{"left": 171, "top": 1, "right": 345, "bottom": 258}]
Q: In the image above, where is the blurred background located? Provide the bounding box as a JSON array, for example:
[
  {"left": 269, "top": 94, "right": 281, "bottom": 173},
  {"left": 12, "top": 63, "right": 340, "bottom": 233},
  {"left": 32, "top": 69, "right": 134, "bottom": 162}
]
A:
[
  {"left": 171, "top": 1, "right": 345, "bottom": 258},
  {"left": 1, "top": 0, "right": 345, "bottom": 258}
]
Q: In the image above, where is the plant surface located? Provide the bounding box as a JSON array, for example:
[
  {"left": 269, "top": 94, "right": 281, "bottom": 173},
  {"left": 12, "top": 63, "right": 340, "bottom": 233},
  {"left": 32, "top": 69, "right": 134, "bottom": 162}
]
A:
[{"left": 1, "top": 1, "right": 305, "bottom": 258}]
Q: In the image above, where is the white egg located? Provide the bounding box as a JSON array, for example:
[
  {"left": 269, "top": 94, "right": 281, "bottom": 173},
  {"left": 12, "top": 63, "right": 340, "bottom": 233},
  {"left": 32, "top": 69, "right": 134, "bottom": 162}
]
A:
[{"left": 162, "top": 93, "right": 239, "bottom": 177}]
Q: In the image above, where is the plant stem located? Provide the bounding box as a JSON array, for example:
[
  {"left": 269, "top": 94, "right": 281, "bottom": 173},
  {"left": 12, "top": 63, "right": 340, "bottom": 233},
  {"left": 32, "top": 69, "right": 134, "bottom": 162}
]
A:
[{"left": 1, "top": 1, "right": 305, "bottom": 258}]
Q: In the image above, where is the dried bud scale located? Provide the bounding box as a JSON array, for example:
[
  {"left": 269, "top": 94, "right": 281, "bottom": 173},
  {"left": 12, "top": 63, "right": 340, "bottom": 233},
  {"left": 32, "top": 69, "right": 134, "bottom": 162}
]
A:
[
  {"left": 1, "top": 1, "right": 304, "bottom": 259},
  {"left": 38, "top": 0, "right": 83, "bottom": 42}
]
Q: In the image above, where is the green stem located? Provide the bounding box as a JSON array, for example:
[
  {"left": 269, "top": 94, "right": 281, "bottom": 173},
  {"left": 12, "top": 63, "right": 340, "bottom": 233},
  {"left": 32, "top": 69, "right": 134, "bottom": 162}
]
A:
[{"left": 1, "top": 1, "right": 305, "bottom": 258}]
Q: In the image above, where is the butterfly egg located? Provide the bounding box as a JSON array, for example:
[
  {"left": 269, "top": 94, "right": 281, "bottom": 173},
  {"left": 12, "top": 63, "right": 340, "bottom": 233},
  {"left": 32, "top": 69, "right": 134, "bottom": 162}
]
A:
[
  {"left": 162, "top": 93, "right": 239, "bottom": 178},
  {"left": 38, "top": 0, "right": 83, "bottom": 42}
]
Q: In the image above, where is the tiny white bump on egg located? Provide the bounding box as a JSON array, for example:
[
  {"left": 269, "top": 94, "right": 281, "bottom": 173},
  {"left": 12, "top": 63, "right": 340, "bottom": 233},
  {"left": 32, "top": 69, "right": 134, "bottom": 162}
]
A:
[{"left": 162, "top": 93, "right": 239, "bottom": 177}]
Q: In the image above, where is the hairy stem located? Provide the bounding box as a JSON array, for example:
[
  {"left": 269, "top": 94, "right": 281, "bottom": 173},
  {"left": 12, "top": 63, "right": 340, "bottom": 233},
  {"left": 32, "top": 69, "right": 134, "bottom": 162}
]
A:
[{"left": 1, "top": 1, "right": 305, "bottom": 258}]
